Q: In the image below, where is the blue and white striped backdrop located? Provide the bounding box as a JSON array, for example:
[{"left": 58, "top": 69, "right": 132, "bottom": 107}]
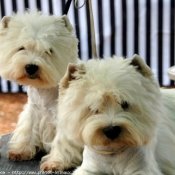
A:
[{"left": 0, "top": 0, "right": 174, "bottom": 92}]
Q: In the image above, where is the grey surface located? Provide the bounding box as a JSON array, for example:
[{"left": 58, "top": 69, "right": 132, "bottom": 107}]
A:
[{"left": 0, "top": 134, "right": 73, "bottom": 175}]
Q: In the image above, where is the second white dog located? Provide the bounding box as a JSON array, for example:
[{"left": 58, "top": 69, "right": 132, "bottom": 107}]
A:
[{"left": 57, "top": 55, "right": 175, "bottom": 175}]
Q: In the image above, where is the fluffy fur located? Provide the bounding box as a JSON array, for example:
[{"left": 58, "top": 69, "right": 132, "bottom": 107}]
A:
[
  {"left": 57, "top": 55, "right": 175, "bottom": 175},
  {"left": 0, "top": 10, "right": 79, "bottom": 163}
]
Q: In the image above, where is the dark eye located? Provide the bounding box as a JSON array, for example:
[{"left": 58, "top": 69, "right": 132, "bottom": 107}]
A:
[
  {"left": 49, "top": 49, "right": 53, "bottom": 53},
  {"left": 18, "top": 46, "right": 25, "bottom": 51},
  {"left": 95, "top": 110, "right": 99, "bottom": 114},
  {"left": 88, "top": 107, "right": 99, "bottom": 114},
  {"left": 45, "top": 49, "right": 53, "bottom": 55},
  {"left": 121, "top": 101, "right": 129, "bottom": 109}
]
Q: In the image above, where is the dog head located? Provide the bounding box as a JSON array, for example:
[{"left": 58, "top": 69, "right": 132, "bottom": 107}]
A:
[
  {"left": 59, "top": 55, "right": 164, "bottom": 152},
  {"left": 0, "top": 10, "right": 78, "bottom": 88}
]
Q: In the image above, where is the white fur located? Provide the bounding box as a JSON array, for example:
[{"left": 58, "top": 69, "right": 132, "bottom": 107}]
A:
[
  {"left": 58, "top": 55, "right": 175, "bottom": 175},
  {"left": 0, "top": 11, "right": 77, "bottom": 88},
  {"left": 0, "top": 10, "right": 79, "bottom": 164},
  {"left": 40, "top": 127, "right": 83, "bottom": 171}
]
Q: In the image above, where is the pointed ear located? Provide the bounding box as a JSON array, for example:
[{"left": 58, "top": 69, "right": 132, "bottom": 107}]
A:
[
  {"left": 130, "top": 54, "right": 153, "bottom": 78},
  {"left": 1, "top": 16, "right": 11, "bottom": 28},
  {"left": 60, "top": 63, "right": 85, "bottom": 88},
  {"left": 61, "top": 15, "right": 74, "bottom": 32}
]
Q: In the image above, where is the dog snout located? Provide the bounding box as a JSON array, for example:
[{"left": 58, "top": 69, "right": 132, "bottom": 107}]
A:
[
  {"left": 25, "top": 64, "right": 38, "bottom": 75},
  {"left": 103, "top": 126, "right": 121, "bottom": 140}
]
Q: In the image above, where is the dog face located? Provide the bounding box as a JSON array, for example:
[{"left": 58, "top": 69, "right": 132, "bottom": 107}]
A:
[
  {"left": 59, "top": 55, "right": 164, "bottom": 151},
  {"left": 0, "top": 11, "right": 78, "bottom": 88}
]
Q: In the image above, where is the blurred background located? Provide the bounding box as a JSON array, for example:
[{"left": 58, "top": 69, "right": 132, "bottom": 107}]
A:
[{"left": 0, "top": 0, "right": 174, "bottom": 134}]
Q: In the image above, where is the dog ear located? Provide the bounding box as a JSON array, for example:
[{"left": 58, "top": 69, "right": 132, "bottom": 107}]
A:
[
  {"left": 130, "top": 54, "right": 153, "bottom": 78},
  {"left": 61, "top": 15, "right": 74, "bottom": 32},
  {"left": 60, "top": 63, "right": 85, "bottom": 88},
  {"left": 1, "top": 16, "right": 11, "bottom": 28}
]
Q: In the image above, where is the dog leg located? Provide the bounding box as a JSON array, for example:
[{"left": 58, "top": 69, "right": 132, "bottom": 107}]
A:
[
  {"left": 78, "top": 146, "right": 164, "bottom": 175},
  {"left": 40, "top": 129, "right": 83, "bottom": 171},
  {"left": 8, "top": 104, "right": 40, "bottom": 161},
  {"left": 72, "top": 167, "right": 96, "bottom": 175},
  {"left": 119, "top": 146, "right": 164, "bottom": 175}
]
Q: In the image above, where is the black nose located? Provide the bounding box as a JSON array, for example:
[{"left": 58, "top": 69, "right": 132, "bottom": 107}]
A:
[
  {"left": 103, "top": 126, "right": 121, "bottom": 140},
  {"left": 25, "top": 64, "right": 38, "bottom": 75}
]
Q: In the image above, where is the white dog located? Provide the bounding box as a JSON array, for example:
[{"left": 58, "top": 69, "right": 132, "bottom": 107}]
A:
[
  {"left": 57, "top": 55, "right": 175, "bottom": 175},
  {"left": 0, "top": 10, "right": 80, "bottom": 165}
]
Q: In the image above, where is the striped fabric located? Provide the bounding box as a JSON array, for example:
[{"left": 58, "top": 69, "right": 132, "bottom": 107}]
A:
[{"left": 0, "top": 0, "right": 174, "bottom": 92}]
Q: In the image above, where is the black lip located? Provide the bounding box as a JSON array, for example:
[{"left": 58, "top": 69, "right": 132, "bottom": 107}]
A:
[{"left": 27, "top": 74, "right": 38, "bottom": 79}]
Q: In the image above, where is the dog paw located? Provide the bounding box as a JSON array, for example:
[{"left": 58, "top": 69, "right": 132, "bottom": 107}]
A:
[
  {"left": 8, "top": 150, "right": 35, "bottom": 161},
  {"left": 72, "top": 168, "right": 92, "bottom": 175},
  {"left": 40, "top": 161, "right": 62, "bottom": 172}
]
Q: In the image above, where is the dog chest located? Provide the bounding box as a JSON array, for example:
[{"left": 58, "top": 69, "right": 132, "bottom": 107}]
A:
[{"left": 27, "top": 86, "right": 58, "bottom": 109}]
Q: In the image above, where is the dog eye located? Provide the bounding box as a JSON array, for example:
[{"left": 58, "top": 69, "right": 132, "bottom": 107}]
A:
[
  {"left": 49, "top": 49, "right": 53, "bottom": 53},
  {"left": 45, "top": 49, "right": 53, "bottom": 55},
  {"left": 121, "top": 101, "right": 129, "bottom": 109},
  {"left": 95, "top": 110, "right": 99, "bottom": 114},
  {"left": 88, "top": 107, "right": 99, "bottom": 114},
  {"left": 18, "top": 46, "right": 25, "bottom": 51}
]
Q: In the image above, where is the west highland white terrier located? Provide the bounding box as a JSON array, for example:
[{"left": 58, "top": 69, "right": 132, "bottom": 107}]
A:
[
  {"left": 57, "top": 55, "right": 175, "bottom": 175},
  {"left": 0, "top": 11, "right": 81, "bottom": 166}
]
